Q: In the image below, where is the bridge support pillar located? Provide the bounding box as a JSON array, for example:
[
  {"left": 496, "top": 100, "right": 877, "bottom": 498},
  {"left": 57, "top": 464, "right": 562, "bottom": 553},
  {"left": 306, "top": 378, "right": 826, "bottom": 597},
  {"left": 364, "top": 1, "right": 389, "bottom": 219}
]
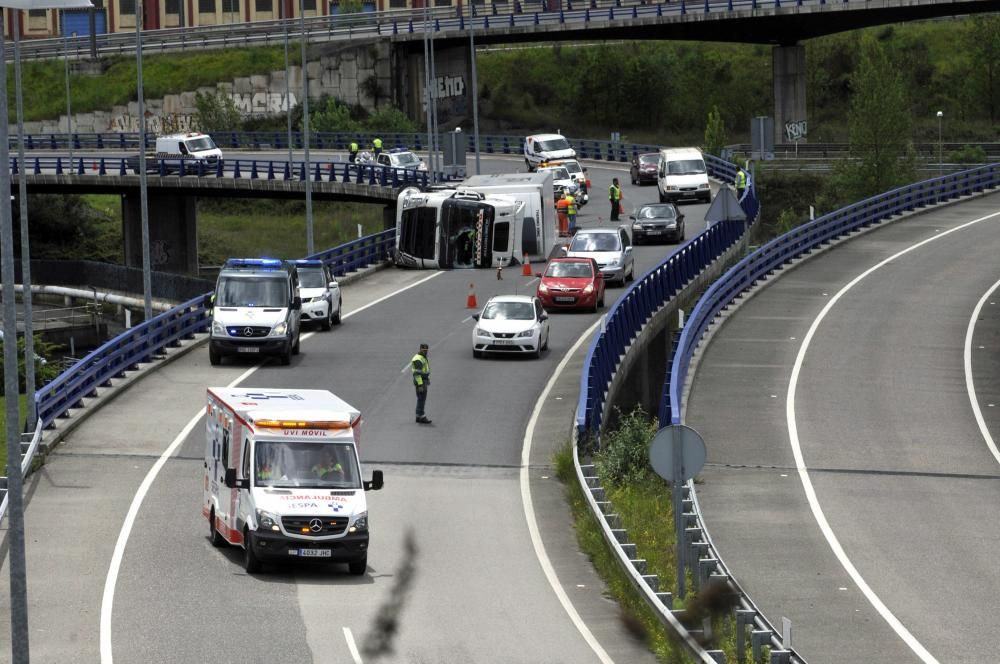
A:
[
  {"left": 121, "top": 193, "right": 199, "bottom": 275},
  {"left": 772, "top": 44, "right": 807, "bottom": 145},
  {"left": 394, "top": 40, "right": 474, "bottom": 129}
]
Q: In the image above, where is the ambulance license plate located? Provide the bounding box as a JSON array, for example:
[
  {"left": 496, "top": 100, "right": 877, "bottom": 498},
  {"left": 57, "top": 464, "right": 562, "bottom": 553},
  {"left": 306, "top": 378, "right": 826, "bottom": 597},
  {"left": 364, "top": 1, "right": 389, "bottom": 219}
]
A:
[
  {"left": 237, "top": 346, "right": 260, "bottom": 353},
  {"left": 297, "top": 548, "right": 331, "bottom": 558}
]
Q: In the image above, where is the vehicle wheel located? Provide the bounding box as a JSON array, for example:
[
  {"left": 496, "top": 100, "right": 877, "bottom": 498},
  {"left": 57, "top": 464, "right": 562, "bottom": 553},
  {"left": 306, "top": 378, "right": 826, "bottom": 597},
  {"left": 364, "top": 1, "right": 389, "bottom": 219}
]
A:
[
  {"left": 332, "top": 297, "right": 342, "bottom": 325},
  {"left": 542, "top": 330, "right": 549, "bottom": 351},
  {"left": 658, "top": 191, "right": 666, "bottom": 203},
  {"left": 292, "top": 333, "right": 301, "bottom": 355},
  {"left": 524, "top": 159, "right": 533, "bottom": 172},
  {"left": 680, "top": 226, "right": 686, "bottom": 241},
  {"left": 209, "top": 347, "right": 221, "bottom": 366},
  {"left": 631, "top": 173, "right": 636, "bottom": 185},
  {"left": 598, "top": 293, "right": 605, "bottom": 308},
  {"left": 209, "top": 509, "right": 224, "bottom": 548},
  {"left": 532, "top": 345, "right": 541, "bottom": 359},
  {"left": 626, "top": 266, "right": 634, "bottom": 282},
  {"left": 280, "top": 346, "right": 292, "bottom": 366},
  {"left": 321, "top": 307, "right": 332, "bottom": 331},
  {"left": 244, "top": 530, "right": 262, "bottom": 574},
  {"left": 473, "top": 349, "right": 483, "bottom": 359},
  {"left": 348, "top": 555, "right": 368, "bottom": 576}
]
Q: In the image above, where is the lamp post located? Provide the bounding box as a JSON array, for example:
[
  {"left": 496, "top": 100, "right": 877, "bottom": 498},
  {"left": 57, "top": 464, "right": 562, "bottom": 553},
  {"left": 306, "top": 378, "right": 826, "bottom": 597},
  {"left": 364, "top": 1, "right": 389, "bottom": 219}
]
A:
[{"left": 936, "top": 111, "right": 943, "bottom": 177}]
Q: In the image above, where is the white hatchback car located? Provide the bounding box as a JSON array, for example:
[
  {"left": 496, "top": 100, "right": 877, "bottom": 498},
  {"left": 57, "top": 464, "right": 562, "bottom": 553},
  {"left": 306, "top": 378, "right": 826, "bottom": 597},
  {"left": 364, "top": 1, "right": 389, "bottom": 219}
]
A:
[
  {"left": 563, "top": 226, "right": 635, "bottom": 286},
  {"left": 293, "top": 259, "right": 342, "bottom": 331},
  {"left": 472, "top": 294, "right": 550, "bottom": 359}
]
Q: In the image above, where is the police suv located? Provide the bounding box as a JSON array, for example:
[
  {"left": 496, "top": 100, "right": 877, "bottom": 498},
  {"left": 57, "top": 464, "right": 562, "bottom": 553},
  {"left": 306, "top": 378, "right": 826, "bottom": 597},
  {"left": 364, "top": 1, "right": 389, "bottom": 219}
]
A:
[
  {"left": 292, "top": 259, "right": 342, "bottom": 331},
  {"left": 209, "top": 258, "right": 302, "bottom": 366}
]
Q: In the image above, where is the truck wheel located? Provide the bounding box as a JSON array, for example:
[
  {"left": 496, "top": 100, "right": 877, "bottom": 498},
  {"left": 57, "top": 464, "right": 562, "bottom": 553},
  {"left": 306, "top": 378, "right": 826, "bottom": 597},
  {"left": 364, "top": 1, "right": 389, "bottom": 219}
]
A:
[
  {"left": 524, "top": 159, "right": 533, "bottom": 172},
  {"left": 209, "top": 347, "right": 221, "bottom": 366},
  {"left": 348, "top": 555, "right": 368, "bottom": 576},
  {"left": 244, "top": 530, "right": 262, "bottom": 573},
  {"left": 280, "top": 346, "right": 292, "bottom": 366},
  {"left": 208, "top": 509, "right": 224, "bottom": 548}
]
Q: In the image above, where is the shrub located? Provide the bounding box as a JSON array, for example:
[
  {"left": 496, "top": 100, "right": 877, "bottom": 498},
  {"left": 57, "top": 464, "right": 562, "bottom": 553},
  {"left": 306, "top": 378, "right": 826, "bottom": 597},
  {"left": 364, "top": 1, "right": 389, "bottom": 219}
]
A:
[
  {"left": 947, "top": 144, "right": 988, "bottom": 164},
  {"left": 595, "top": 407, "right": 658, "bottom": 486}
]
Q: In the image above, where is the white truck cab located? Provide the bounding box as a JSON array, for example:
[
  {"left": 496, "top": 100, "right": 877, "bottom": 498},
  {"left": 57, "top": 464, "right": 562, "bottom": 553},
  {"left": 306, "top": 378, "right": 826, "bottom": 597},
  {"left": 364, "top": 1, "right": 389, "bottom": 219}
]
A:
[
  {"left": 155, "top": 132, "right": 223, "bottom": 170},
  {"left": 204, "top": 387, "right": 384, "bottom": 575},
  {"left": 524, "top": 133, "right": 575, "bottom": 171},
  {"left": 209, "top": 258, "right": 302, "bottom": 366},
  {"left": 657, "top": 147, "right": 711, "bottom": 204}
]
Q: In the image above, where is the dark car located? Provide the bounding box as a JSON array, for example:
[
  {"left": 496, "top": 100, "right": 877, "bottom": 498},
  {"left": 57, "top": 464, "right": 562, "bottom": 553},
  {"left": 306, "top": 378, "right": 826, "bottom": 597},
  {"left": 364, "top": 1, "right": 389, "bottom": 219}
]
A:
[
  {"left": 535, "top": 257, "right": 606, "bottom": 313},
  {"left": 629, "top": 203, "right": 685, "bottom": 244},
  {"left": 629, "top": 152, "right": 660, "bottom": 186}
]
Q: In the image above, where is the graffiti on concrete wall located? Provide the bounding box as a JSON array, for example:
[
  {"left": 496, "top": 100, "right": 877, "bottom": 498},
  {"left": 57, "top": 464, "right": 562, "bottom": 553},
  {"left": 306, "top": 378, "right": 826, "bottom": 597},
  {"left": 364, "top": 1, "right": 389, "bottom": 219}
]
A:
[
  {"left": 422, "top": 75, "right": 466, "bottom": 111},
  {"left": 109, "top": 92, "right": 298, "bottom": 132}
]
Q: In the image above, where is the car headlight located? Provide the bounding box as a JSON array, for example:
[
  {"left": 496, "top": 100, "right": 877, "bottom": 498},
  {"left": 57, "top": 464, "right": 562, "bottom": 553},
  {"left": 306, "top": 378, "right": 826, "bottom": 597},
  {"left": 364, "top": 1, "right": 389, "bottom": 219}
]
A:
[
  {"left": 666, "top": 221, "right": 677, "bottom": 228},
  {"left": 607, "top": 257, "right": 621, "bottom": 267},
  {"left": 632, "top": 223, "right": 642, "bottom": 231},
  {"left": 516, "top": 329, "right": 535, "bottom": 338},
  {"left": 667, "top": 185, "right": 679, "bottom": 191},
  {"left": 270, "top": 321, "right": 288, "bottom": 337},
  {"left": 699, "top": 183, "right": 709, "bottom": 189},
  {"left": 211, "top": 320, "right": 226, "bottom": 336},
  {"left": 537, "top": 283, "right": 548, "bottom": 293},
  {"left": 256, "top": 509, "right": 280, "bottom": 531},
  {"left": 583, "top": 284, "right": 594, "bottom": 294},
  {"left": 475, "top": 327, "right": 491, "bottom": 338},
  {"left": 349, "top": 512, "right": 368, "bottom": 533}
]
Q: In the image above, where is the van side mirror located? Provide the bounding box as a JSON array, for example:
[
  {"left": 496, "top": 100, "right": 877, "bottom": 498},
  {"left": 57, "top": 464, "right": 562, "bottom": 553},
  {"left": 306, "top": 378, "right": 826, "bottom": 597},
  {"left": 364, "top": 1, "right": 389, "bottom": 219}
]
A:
[
  {"left": 364, "top": 469, "right": 384, "bottom": 491},
  {"left": 224, "top": 468, "right": 248, "bottom": 489}
]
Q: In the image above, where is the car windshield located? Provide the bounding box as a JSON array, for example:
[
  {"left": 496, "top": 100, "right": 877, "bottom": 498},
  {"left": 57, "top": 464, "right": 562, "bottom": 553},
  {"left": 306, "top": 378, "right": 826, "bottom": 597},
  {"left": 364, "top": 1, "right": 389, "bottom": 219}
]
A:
[
  {"left": 482, "top": 301, "right": 536, "bottom": 320},
  {"left": 185, "top": 137, "right": 216, "bottom": 152},
  {"left": 297, "top": 268, "right": 327, "bottom": 289},
  {"left": 640, "top": 154, "right": 659, "bottom": 165},
  {"left": 562, "top": 162, "right": 582, "bottom": 174},
  {"left": 216, "top": 275, "right": 287, "bottom": 307},
  {"left": 255, "top": 440, "right": 360, "bottom": 489},
  {"left": 637, "top": 205, "right": 676, "bottom": 220},
  {"left": 538, "top": 138, "right": 570, "bottom": 151},
  {"left": 667, "top": 159, "right": 706, "bottom": 175},
  {"left": 543, "top": 167, "right": 571, "bottom": 180},
  {"left": 546, "top": 262, "right": 593, "bottom": 278},
  {"left": 570, "top": 233, "right": 621, "bottom": 252},
  {"left": 395, "top": 152, "right": 421, "bottom": 165}
]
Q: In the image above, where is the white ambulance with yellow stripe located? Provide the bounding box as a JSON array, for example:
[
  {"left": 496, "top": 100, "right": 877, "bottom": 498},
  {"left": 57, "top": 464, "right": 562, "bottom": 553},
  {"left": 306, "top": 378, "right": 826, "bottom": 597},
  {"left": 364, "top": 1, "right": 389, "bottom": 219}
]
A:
[{"left": 203, "top": 387, "right": 383, "bottom": 575}]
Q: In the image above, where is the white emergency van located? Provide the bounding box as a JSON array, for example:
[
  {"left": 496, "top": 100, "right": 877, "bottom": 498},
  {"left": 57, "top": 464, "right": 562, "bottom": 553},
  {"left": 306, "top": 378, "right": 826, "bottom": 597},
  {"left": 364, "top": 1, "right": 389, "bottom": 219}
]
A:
[
  {"left": 523, "top": 133, "right": 575, "bottom": 171},
  {"left": 155, "top": 132, "right": 224, "bottom": 172},
  {"left": 204, "top": 387, "right": 383, "bottom": 575},
  {"left": 656, "top": 147, "right": 711, "bottom": 204}
]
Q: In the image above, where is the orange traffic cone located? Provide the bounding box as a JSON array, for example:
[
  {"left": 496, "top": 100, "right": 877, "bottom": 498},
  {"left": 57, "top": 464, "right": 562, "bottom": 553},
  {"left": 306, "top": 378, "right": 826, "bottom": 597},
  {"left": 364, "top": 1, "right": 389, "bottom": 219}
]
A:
[
  {"left": 521, "top": 252, "right": 532, "bottom": 277},
  {"left": 92, "top": 160, "right": 98, "bottom": 172},
  {"left": 466, "top": 283, "right": 478, "bottom": 309}
]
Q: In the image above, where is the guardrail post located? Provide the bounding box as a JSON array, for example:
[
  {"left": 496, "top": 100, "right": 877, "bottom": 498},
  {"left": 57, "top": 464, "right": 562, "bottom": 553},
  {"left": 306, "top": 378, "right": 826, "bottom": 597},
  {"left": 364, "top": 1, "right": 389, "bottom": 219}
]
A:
[
  {"left": 704, "top": 0, "right": 709, "bottom": 11},
  {"left": 727, "top": 0, "right": 733, "bottom": 9},
  {"left": 736, "top": 609, "right": 756, "bottom": 663},
  {"left": 770, "top": 651, "right": 791, "bottom": 664},
  {"left": 119, "top": 158, "right": 127, "bottom": 176},
  {"left": 299, "top": 162, "right": 307, "bottom": 180},
  {"left": 680, "top": 0, "right": 686, "bottom": 14},
  {"left": 509, "top": 13, "right": 515, "bottom": 26},
  {"left": 369, "top": 166, "right": 377, "bottom": 186},
  {"left": 217, "top": 159, "right": 225, "bottom": 178},
  {"left": 50, "top": 134, "right": 57, "bottom": 149},
  {"left": 55, "top": 157, "right": 63, "bottom": 175},
  {"left": 73, "top": 133, "right": 81, "bottom": 150},
  {"left": 77, "top": 157, "right": 85, "bottom": 175},
  {"left": 197, "top": 160, "right": 206, "bottom": 177},
  {"left": 26, "top": 134, "right": 34, "bottom": 150},
  {"left": 250, "top": 160, "right": 259, "bottom": 179},
  {"left": 284, "top": 161, "right": 292, "bottom": 180},
  {"left": 315, "top": 162, "right": 322, "bottom": 181},
  {"left": 233, "top": 160, "right": 242, "bottom": 179},
  {"left": 751, "top": 630, "right": 772, "bottom": 663},
  {"left": 706, "top": 653, "right": 725, "bottom": 664},
  {"left": 342, "top": 165, "right": 351, "bottom": 183}
]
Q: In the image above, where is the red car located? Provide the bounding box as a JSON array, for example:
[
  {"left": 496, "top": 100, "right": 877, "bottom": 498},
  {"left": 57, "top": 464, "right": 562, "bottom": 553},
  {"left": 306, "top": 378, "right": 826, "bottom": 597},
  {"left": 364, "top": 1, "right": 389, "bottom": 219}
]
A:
[
  {"left": 630, "top": 152, "right": 660, "bottom": 186},
  {"left": 536, "top": 257, "right": 606, "bottom": 312}
]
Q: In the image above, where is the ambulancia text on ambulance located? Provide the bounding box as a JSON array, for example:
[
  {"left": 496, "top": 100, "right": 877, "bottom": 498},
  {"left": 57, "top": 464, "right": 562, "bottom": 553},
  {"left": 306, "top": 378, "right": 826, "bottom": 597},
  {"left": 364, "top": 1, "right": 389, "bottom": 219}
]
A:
[{"left": 203, "top": 387, "right": 383, "bottom": 575}]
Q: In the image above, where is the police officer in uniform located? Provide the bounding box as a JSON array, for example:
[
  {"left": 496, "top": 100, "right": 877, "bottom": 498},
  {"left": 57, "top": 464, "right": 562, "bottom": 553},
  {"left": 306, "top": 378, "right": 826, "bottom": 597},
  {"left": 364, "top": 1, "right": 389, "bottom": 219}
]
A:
[
  {"left": 349, "top": 140, "right": 359, "bottom": 163},
  {"left": 373, "top": 137, "right": 384, "bottom": 158},
  {"left": 411, "top": 343, "right": 432, "bottom": 424},
  {"left": 734, "top": 167, "right": 747, "bottom": 200},
  {"left": 609, "top": 178, "right": 622, "bottom": 222}
]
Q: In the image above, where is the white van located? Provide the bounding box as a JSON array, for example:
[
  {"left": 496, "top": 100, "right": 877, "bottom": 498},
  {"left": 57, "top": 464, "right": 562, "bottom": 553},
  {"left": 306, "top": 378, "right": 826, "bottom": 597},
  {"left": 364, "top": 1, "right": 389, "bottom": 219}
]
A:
[
  {"left": 209, "top": 258, "right": 302, "bottom": 366},
  {"left": 204, "top": 387, "right": 383, "bottom": 575},
  {"left": 155, "top": 132, "right": 224, "bottom": 171},
  {"left": 656, "top": 147, "right": 711, "bottom": 204},
  {"left": 524, "top": 133, "right": 576, "bottom": 171}
]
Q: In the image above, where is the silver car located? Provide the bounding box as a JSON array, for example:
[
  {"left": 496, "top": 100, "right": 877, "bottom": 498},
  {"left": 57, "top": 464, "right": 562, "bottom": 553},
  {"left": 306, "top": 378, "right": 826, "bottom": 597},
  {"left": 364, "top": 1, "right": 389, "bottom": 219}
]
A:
[{"left": 563, "top": 227, "right": 635, "bottom": 285}]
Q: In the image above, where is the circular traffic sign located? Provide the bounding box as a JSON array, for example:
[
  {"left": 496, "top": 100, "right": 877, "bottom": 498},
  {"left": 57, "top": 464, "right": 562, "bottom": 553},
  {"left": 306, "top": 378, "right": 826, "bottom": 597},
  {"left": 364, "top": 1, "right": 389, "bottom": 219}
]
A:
[{"left": 648, "top": 424, "right": 707, "bottom": 483}]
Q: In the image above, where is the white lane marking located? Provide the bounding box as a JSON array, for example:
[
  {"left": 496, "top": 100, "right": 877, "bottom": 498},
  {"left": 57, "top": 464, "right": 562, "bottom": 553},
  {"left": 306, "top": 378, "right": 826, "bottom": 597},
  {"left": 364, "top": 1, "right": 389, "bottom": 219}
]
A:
[
  {"left": 522, "top": 318, "right": 614, "bottom": 664},
  {"left": 100, "top": 270, "right": 443, "bottom": 663},
  {"left": 964, "top": 278, "right": 1000, "bottom": 465},
  {"left": 343, "top": 627, "right": 363, "bottom": 664},
  {"left": 787, "top": 208, "right": 1000, "bottom": 663}
]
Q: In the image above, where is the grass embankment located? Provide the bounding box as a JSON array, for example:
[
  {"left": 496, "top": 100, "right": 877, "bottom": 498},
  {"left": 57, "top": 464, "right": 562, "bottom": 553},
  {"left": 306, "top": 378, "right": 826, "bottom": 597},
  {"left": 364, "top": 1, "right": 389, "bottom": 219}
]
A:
[
  {"left": 8, "top": 47, "right": 298, "bottom": 123},
  {"left": 81, "top": 194, "right": 385, "bottom": 264},
  {"left": 0, "top": 395, "right": 30, "bottom": 471},
  {"left": 554, "top": 408, "right": 750, "bottom": 662}
]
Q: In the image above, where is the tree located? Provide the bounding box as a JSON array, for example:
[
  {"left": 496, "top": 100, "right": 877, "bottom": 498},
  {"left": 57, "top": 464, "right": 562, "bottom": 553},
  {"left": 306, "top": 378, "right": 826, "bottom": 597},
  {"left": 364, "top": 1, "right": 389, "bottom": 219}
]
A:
[
  {"left": 192, "top": 91, "right": 242, "bottom": 133},
  {"left": 703, "top": 105, "right": 727, "bottom": 156},
  {"left": 966, "top": 15, "right": 1000, "bottom": 125},
  {"left": 308, "top": 96, "right": 360, "bottom": 133},
  {"left": 839, "top": 35, "right": 917, "bottom": 200}
]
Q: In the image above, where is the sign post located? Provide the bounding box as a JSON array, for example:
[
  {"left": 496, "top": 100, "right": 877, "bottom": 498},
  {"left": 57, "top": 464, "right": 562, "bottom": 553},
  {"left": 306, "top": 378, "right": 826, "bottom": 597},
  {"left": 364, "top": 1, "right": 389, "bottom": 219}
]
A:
[{"left": 648, "top": 424, "right": 707, "bottom": 599}]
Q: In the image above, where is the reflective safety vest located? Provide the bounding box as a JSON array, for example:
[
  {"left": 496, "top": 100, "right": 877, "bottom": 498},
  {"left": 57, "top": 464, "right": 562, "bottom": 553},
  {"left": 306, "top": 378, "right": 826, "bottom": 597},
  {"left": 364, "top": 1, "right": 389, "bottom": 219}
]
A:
[
  {"left": 349, "top": 142, "right": 359, "bottom": 153},
  {"left": 373, "top": 138, "right": 383, "bottom": 149},
  {"left": 609, "top": 184, "right": 621, "bottom": 201},
  {"left": 565, "top": 194, "right": 576, "bottom": 215},
  {"left": 312, "top": 462, "right": 342, "bottom": 476},
  {"left": 411, "top": 353, "right": 430, "bottom": 386},
  {"left": 735, "top": 170, "right": 747, "bottom": 190},
  {"left": 556, "top": 198, "right": 569, "bottom": 212}
]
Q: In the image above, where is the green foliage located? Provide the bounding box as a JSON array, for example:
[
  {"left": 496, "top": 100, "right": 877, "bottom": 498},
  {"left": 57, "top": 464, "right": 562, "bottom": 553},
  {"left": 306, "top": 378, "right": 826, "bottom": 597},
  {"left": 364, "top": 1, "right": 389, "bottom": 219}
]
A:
[
  {"left": 964, "top": 15, "right": 1000, "bottom": 125},
  {"left": 947, "top": 144, "right": 988, "bottom": 165},
  {"left": 775, "top": 208, "right": 800, "bottom": 236},
  {"left": 703, "top": 105, "right": 727, "bottom": 157},
  {"left": 192, "top": 91, "right": 243, "bottom": 133},
  {"left": 18, "top": 194, "right": 121, "bottom": 262},
  {"left": 339, "top": 0, "right": 364, "bottom": 12},
  {"left": 0, "top": 334, "right": 62, "bottom": 396},
  {"left": 595, "top": 407, "right": 658, "bottom": 486},
  {"left": 306, "top": 96, "right": 360, "bottom": 133},
  {"left": 363, "top": 105, "right": 420, "bottom": 133}
]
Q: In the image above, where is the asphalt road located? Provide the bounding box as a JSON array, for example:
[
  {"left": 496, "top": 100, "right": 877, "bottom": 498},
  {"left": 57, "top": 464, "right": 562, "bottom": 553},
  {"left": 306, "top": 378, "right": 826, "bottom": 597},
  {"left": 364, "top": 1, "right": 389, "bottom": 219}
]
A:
[
  {"left": 0, "top": 155, "right": 715, "bottom": 662},
  {"left": 686, "top": 191, "right": 1000, "bottom": 662}
]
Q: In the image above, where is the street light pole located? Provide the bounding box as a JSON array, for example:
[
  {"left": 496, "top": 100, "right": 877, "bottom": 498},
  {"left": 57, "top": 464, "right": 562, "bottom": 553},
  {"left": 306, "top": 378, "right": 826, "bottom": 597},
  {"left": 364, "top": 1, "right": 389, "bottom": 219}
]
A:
[
  {"left": 136, "top": 0, "right": 153, "bottom": 319},
  {"left": 63, "top": 9, "right": 73, "bottom": 169},
  {"left": 936, "top": 110, "right": 943, "bottom": 177},
  {"left": 300, "top": 0, "right": 314, "bottom": 255},
  {"left": 468, "top": 3, "right": 480, "bottom": 175}
]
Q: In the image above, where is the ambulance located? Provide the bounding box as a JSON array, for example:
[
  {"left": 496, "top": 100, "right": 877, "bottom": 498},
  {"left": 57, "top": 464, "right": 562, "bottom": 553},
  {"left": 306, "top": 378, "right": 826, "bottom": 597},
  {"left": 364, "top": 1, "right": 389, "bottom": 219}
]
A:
[{"left": 203, "top": 387, "right": 383, "bottom": 575}]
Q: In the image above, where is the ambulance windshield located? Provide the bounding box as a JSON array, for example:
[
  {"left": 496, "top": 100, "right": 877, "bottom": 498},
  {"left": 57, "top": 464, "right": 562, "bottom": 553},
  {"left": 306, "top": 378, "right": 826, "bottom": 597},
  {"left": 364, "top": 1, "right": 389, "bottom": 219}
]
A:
[
  {"left": 216, "top": 275, "right": 288, "bottom": 307},
  {"left": 254, "top": 441, "right": 360, "bottom": 489}
]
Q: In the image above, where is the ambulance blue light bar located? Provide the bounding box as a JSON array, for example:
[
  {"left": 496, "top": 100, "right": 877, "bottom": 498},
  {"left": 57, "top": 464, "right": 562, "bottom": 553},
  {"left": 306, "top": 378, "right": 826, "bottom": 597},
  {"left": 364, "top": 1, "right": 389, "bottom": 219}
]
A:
[
  {"left": 224, "top": 258, "right": 283, "bottom": 269},
  {"left": 388, "top": 147, "right": 409, "bottom": 153}
]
